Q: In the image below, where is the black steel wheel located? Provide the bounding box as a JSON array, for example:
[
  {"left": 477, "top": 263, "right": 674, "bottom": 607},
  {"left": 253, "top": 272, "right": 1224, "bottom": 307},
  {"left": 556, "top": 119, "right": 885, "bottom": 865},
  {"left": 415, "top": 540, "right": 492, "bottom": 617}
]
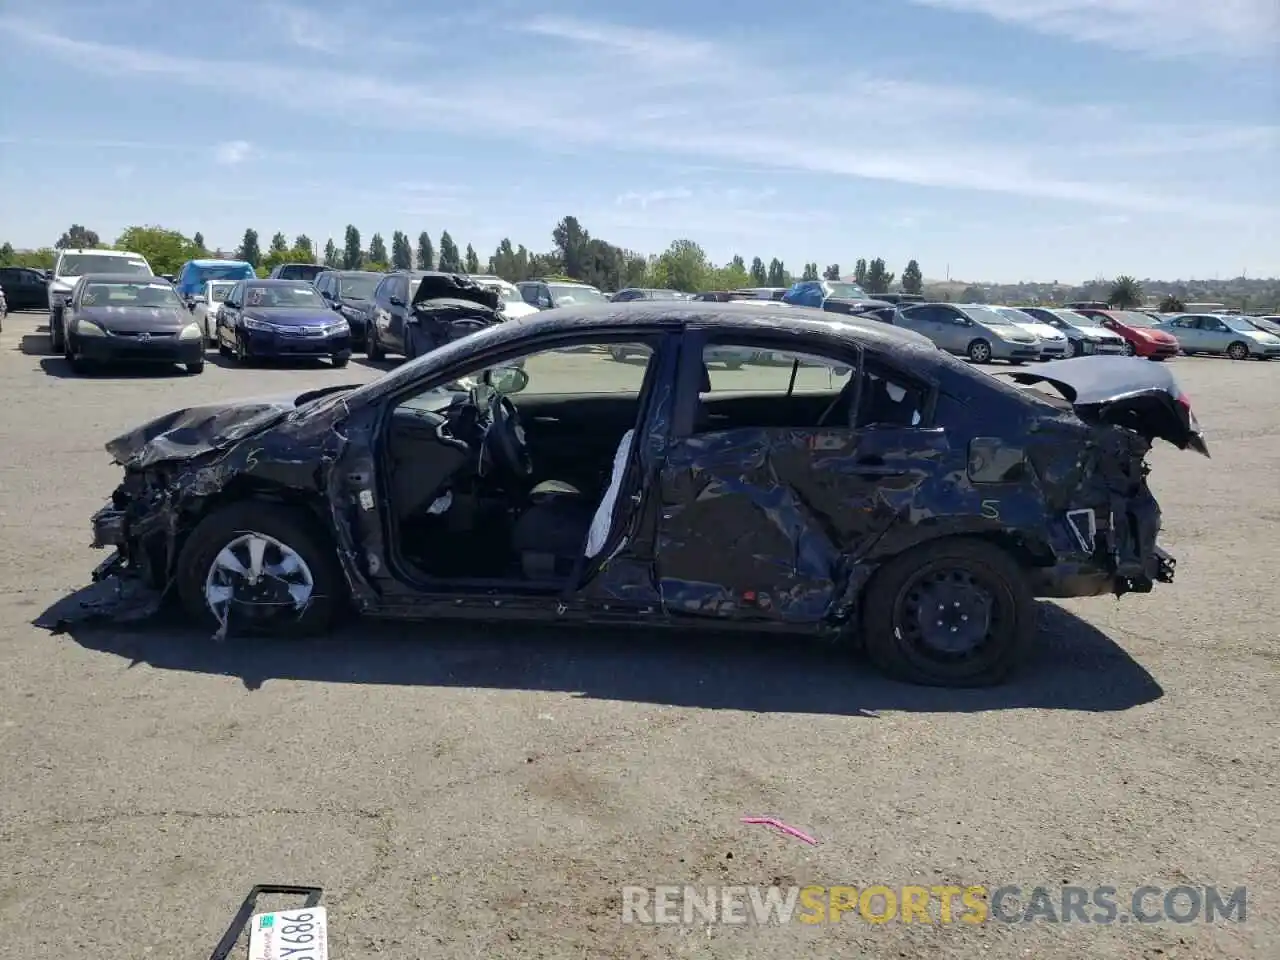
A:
[{"left": 861, "top": 538, "right": 1034, "bottom": 686}]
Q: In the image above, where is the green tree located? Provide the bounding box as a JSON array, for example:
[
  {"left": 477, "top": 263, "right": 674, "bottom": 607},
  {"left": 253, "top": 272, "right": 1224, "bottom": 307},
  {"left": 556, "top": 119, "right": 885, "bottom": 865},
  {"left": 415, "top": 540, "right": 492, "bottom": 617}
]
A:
[
  {"left": 4, "top": 247, "right": 55, "bottom": 269},
  {"left": 710, "top": 256, "right": 750, "bottom": 291},
  {"left": 901, "top": 259, "right": 924, "bottom": 295},
  {"left": 551, "top": 216, "right": 589, "bottom": 278},
  {"left": 437, "top": 231, "right": 462, "bottom": 272},
  {"left": 269, "top": 232, "right": 289, "bottom": 256},
  {"left": 464, "top": 243, "right": 481, "bottom": 273},
  {"left": 766, "top": 258, "right": 787, "bottom": 286},
  {"left": 237, "top": 228, "right": 261, "bottom": 267},
  {"left": 56, "top": 224, "right": 101, "bottom": 249},
  {"left": 1158, "top": 293, "right": 1185, "bottom": 312},
  {"left": 749, "top": 257, "right": 767, "bottom": 285},
  {"left": 863, "top": 258, "right": 895, "bottom": 294},
  {"left": 323, "top": 239, "right": 340, "bottom": 267},
  {"left": 650, "top": 239, "right": 709, "bottom": 292},
  {"left": 342, "top": 226, "right": 362, "bottom": 270},
  {"left": 294, "top": 235, "right": 314, "bottom": 260},
  {"left": 489, "top": 238, "right": 518, "bottom": 279},
  {"left": 801, "top": 262, "right": 819, "bottom": 281},
  {"left": 853, "top": 259, "right": 868, "bottom": 286},
  {"left": 0, "top": 242, "right": 13, "bottom": 264},
  {"left": 823, "top": 264, "right": 840, "bottom": 281},
  {"left": 960, "top": 284, "right": 986, "bottom": 303},
  {"left": 114, "top": 225, "right": 200, "bottom": 275},
  {"left": 1108, "top": 275, "right": 1143, "bottom": 309},
  {"left": 368, "top": 233, "right": 388, "bottom": 266},
  {"left": 192, "top": 232, "right": 205, "bottom": 252},
  {"left": 391, "top": 231, "right": 412, "bottom": 270},
  {"left": 416, "top": 231, "right": 434, "bottom": 270}
]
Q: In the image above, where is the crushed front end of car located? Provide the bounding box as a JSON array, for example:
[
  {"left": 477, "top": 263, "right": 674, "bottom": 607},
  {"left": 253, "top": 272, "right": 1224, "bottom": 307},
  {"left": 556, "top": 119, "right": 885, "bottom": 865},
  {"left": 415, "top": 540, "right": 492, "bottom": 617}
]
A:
[
  {"left": 84, "top": 388, "right": 355, "bottom": 622},
  {"left": 1001, "top": 356, "right": 1208, "bottom": 598}
]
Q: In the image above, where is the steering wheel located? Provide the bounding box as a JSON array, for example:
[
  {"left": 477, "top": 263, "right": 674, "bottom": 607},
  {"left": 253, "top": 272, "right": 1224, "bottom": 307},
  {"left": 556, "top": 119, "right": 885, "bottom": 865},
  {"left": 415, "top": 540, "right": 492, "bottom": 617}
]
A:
[{"left": 482, "top": 392, "right": 532, "bottom": 480}]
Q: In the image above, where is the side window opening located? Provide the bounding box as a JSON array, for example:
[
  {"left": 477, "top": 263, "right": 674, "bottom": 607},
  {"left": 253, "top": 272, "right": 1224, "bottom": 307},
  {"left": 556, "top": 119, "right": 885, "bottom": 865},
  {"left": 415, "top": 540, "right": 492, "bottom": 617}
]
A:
[
  {"left": 854, "top": 358, "right": 931, "bottom": 429},
  {"left": 695, "top": 342, "right": 856, "bottom": 431}
]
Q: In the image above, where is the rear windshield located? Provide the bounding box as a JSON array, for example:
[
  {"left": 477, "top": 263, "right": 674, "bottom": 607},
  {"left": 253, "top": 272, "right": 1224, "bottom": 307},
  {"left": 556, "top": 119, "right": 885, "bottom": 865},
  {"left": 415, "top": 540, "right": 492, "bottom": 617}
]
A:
[
  {"left": 549, "top": 283, "right": 608, "bottom": 306},
  {"left": 276, "top": 264, "right": 326, "bottom": 281},
  {"left": 59, "top": 254, "right": 151, "bottom": 277},
  {"left": 187, "top": 262, "right": 255, "bottom": 286},
  {"left": 1055, "top": 310, "right": 1103, "bottom": 327},
  {"left": 81, "top": 281, "right": 182, "bottom": 308}
]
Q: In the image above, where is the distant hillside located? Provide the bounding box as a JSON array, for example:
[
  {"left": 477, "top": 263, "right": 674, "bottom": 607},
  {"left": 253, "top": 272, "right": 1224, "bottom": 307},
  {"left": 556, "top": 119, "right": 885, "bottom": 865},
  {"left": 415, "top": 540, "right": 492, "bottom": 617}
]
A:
[{"left": 918, "top": 276, "right": 1280, "bottom": 312}]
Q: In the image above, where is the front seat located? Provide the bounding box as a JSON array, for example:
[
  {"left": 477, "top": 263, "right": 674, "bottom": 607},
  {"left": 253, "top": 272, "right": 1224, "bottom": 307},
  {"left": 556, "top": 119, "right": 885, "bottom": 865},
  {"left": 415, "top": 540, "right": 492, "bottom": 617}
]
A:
[{"left": 510, "top": 362, "right": 711, "bottom": 579}]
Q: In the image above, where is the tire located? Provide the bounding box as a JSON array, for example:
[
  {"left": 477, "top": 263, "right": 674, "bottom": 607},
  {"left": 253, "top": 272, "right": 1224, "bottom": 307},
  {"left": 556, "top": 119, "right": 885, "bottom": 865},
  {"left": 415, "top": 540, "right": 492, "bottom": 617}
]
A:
[
  {"left": 186, "top": 361, "right": 204, "bottom": 375},
  {"left": 367, "top": 324, "right": 386, "bottom": 361},
  {"left": 404, "top": 325, "right": 421, "bottom": 361},
  {"left": 65, "top": 330, "right": 90, "bottom": 374},
  {"left": 1122, "top": 340, "right": 1137, "bottom": 356},
  {"left": 1226, "top": 341, "right": 1249, "bottom": 361},
  {"left": 175, "top": 500, "right": 346, "bottom": 637},
  {"left": 234, "top": 332, "right": 252, "bottom": 365},
  {"left": 49, "top": 309, "right": 64, "bottom": 353},
  {"left": 1063, "top": 339, "right": 1078, "bottom": 358},
  {"left": 331, "top": 354, "right": 349, "bottom": 368},
  {"left": 860, "top": 537, "right": 1034, "bottom": 687},
  {"left": 966, "top": 339, "right": 992, "bottom": 363}
]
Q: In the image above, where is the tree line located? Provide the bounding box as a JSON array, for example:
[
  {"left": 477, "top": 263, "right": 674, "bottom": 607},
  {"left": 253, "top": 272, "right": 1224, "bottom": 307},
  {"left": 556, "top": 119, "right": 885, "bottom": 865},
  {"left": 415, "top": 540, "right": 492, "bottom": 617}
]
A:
[{"left": 0, "top": 218, "right": 926, "bottom": 296}]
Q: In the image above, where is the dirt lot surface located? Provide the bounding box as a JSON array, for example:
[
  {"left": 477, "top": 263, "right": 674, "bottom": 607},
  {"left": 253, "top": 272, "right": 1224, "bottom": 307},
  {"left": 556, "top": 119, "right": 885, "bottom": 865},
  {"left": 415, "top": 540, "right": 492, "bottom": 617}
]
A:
[{"left": 0, "top": 309, "right": 1275, "bottom": 959}]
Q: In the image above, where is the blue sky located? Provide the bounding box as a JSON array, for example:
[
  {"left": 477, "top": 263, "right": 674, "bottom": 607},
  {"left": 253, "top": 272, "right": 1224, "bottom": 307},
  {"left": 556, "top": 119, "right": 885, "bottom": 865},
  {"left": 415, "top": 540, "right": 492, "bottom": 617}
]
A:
[{"left": 0, "top": 0, "right": 1276, "bottom": 282}]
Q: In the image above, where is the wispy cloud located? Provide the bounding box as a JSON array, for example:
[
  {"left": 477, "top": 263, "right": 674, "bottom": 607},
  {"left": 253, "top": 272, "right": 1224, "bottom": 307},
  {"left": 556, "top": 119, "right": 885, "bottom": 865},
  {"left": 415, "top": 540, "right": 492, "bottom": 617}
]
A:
[
  {"left": 0, "top": 14, "right": 1272, "bottom": 223},
  {"left": 266, "top": 2, "right": 334, "bottom": 53},
  {"left": 215, "top": 140, "right": 252, "bottom": 165},
  {"left": 906, "top": 0, "right": 1280, "bottom": 57},
  {"left": 615, "top": 188, "right": 694, "bottom": 208}
]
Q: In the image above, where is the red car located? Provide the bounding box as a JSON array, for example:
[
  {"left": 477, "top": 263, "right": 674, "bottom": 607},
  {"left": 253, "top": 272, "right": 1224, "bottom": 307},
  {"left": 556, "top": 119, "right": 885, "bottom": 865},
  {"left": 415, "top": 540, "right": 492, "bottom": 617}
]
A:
[{"left": 1073, "top": 308, "right": 1180, "bottom": 360}]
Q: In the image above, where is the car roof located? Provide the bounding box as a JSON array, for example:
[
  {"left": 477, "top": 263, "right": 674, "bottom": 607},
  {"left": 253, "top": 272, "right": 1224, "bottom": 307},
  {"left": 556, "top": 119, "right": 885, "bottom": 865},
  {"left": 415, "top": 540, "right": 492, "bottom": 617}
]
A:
[
  {"left": 246, "top": 278, "right": 316, "bottom": 286},
  {"left": 78, "top": 273, "right": 174, "bottom": 283},
  {"left": 187, "top": 258, "right": 251, "bottom": 266},
  {"left": 354, "top": 301, "right": 943, "bottom": 404},
  {"left": 59, "top": 248, "right": 139, "bottom": 256}
]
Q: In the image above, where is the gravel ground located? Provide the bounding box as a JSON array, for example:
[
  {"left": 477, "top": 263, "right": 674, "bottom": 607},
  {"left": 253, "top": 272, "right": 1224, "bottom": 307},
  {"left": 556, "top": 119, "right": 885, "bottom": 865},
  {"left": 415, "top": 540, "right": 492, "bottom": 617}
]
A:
[{"left": 0, "top": 308, "right": 1275, "bottom": 959}]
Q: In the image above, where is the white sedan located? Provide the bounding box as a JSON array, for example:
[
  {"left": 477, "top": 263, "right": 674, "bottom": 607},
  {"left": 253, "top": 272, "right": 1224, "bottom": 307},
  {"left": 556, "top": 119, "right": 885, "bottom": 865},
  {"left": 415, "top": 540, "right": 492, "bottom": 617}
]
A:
[
  {"left": 188, "top": 280, "right": 236, "bottom": 344},
  {"left": 993, "top": 306, "right": 1069, "bottom": 360}
]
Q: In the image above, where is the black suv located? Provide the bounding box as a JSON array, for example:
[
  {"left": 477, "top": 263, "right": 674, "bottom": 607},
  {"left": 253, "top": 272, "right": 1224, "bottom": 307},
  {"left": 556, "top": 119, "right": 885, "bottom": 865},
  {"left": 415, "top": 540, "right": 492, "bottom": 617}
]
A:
[
  {"left": 315, "top": 270, "right": 383, "bottom": 348},
  {"left": 268, "top": 263, "right": 327, "bottom": 283}
]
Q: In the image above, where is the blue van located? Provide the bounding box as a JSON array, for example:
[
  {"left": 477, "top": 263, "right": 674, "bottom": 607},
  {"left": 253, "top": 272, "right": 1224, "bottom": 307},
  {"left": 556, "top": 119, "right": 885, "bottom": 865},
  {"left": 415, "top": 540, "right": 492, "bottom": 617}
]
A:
[{"left": 175, "top": 259, "right": 257, "bottom": 299}]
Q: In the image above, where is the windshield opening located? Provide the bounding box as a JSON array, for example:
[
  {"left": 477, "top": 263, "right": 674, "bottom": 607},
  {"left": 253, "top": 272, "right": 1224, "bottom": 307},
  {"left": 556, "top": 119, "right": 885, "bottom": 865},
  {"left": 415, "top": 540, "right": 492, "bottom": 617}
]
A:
[
  {"left": 963, "top": 306, "right": 1012, "bottom": 326},
  {"left": 81, "top": 281, "right": 183, "bottom": 308},
  {"left": 339, "top": 275, "right": 380, "bottom": 300},
  {"left": 825, "top": 282, "right": 870, "bottom": 299},
  {"left": 59, "top": 255, "right": 151, "bottom": 277},
  {"left": 245, "top": 284, "right": 326, "bottom": 308},
  {"left": 549, "top": 284, "right": 608, "bottom": 306},
  {"left": 1113, "top": 311, "right": 1154, "bottom": 327},
  {"left": 1057, "top": 310, "right": 1102, "bottom": 327}
]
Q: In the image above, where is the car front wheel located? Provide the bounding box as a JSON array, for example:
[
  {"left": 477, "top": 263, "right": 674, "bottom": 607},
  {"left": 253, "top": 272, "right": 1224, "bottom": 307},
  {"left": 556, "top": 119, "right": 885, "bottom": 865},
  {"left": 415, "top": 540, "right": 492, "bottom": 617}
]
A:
[
  {"left": 1226, "top": 341, "right": 1249, "bottom": 361},
  {"left": 966, "top": 339, "right": 992, "bottom": 363},
  {"left": 1122, "top": 341, "right": 1137, "bottom": 356},
  {"left": 860, "top": 537, "right": 1034, "bottom": 687},
  {"left": 175, "top": 501, "right": 346, "bottom": 637}
]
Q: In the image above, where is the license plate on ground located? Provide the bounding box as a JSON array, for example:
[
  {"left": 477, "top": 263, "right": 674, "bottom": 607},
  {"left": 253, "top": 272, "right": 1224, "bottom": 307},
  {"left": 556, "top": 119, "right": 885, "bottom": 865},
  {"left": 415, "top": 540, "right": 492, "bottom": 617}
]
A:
[{"left": 248, "top": 906, "right": 328, "bottom": 960}]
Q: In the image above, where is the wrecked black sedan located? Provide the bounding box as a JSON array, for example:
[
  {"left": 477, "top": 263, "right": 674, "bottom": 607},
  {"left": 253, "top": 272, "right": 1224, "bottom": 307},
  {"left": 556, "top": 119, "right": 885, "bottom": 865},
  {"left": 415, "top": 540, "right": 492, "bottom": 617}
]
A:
[{"left": 87, "top": 302, "right": 1207, "bottom": 686}]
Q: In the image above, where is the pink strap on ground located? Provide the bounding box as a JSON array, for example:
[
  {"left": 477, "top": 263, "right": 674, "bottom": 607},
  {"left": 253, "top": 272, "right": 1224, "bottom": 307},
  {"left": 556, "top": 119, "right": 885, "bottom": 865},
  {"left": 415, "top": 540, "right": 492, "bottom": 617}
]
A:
[{"left": 741, "top": 817, "right": 818, "bottom": 845}]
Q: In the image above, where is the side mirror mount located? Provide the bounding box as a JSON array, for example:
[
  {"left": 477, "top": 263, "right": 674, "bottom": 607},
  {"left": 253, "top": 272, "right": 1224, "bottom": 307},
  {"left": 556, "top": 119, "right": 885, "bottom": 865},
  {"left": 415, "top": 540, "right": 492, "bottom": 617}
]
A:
[{"left": 486, "top": 365, "right": 529, "bottom": 395}]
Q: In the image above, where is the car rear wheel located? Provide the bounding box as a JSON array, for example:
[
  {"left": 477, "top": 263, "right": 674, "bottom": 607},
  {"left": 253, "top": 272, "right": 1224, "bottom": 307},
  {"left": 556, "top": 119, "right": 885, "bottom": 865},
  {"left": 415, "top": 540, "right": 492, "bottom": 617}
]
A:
[
  {"left": 185, "top": 361, "right": 204, "bottom": 375},
  {"left": 175, "top": 501, "right": 346, "bottom": 637},
  {"left": 49, "top": 309, "right": 65, "bottom": 353},
  {"left": 1226, "top": 341, "right": 1249, "bottom": 361},
  {"left": 367, "top": 324, "right": 386, "bottom": 361},
  {"left": 860, "top": 537, "right": 1034, "bottom": 687},
  {"left": 966, "top": 339, "right": 992, "bottom": 363}
]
